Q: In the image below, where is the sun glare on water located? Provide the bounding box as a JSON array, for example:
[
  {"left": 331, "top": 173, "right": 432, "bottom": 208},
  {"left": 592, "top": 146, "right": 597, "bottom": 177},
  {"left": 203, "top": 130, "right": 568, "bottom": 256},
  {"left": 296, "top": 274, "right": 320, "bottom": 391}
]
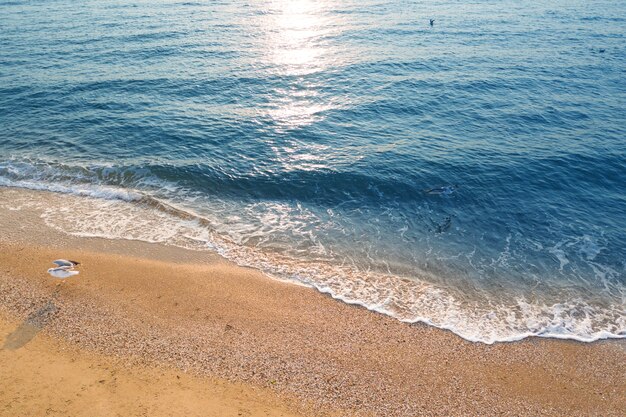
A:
[
  {"left": 259, "top": 1, "right": 340, "bottom": 132},
  {"left": 267, "top": 0, "right": 330, "bottom": 72}
]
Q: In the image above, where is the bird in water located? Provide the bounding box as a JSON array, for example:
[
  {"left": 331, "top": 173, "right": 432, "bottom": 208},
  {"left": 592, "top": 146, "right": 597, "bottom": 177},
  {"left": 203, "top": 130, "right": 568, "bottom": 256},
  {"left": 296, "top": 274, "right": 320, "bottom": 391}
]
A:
[
  {"left": 424, "top": 185, "right": 458, "bottom": 196},
  {"left": 430, "top": 19, "right": 435, "bottom": 27},
  {"left": 47, "top": 259, "right": 80, "bottom": 279}
]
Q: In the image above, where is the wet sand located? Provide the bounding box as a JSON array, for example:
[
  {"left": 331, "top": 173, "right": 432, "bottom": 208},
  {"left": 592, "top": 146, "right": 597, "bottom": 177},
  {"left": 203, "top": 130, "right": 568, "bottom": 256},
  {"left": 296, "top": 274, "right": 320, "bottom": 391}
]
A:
[{"left": 0, "top": 188, "right": 625, "bottom": 416}]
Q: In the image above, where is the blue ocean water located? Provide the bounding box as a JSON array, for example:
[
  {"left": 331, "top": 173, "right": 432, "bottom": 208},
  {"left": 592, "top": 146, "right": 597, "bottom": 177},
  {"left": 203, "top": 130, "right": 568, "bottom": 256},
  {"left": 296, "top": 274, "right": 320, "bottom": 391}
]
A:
[{"left": 1, "top": 0, "right": 625, "bottom": 343}]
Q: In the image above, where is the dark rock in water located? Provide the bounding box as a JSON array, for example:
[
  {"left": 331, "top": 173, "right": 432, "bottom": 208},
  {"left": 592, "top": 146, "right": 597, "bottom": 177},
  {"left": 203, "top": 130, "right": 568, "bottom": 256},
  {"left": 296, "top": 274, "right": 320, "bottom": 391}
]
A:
[
  {"left": 425, "top": 185, "right": 458, "bottom": 196},
  {"left": 435, "top": 216, "right": 452, "bottom": 233}
]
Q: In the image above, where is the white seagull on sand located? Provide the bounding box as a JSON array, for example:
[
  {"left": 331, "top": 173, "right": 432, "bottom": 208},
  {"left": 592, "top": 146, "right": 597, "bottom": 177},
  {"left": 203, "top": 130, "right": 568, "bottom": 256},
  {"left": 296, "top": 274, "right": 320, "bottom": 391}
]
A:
[{"left": 47, "top": 259, "right": 80, "bottom": 279}]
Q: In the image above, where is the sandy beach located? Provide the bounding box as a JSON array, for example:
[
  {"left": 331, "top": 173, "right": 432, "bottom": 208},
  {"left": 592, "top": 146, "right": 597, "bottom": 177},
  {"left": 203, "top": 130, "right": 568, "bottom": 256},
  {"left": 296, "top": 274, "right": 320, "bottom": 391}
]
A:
[
  {"left": 0, "top": 314, "right": 301, "bottom": 417},
  {"left": 0, "top": 187, "right": 625, "bottom": 416}
]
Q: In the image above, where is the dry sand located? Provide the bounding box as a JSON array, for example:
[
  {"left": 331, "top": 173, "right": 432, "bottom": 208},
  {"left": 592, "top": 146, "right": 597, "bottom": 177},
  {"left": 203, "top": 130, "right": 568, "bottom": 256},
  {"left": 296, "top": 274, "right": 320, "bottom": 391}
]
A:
[
  {"left": 0, "top": 314, "right": 302, "bottom": 417},
  {"left": 0, "top": 188, "right": 624, "bottom": 416}
]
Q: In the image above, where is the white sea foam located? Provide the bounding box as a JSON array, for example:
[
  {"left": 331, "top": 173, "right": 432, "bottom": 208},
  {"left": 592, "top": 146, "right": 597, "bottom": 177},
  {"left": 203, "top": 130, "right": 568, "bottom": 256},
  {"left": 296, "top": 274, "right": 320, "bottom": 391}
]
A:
[
  {"left": 0, "top": 158, "right": 167, "bottom": 202},
  {"left": 1, "top": 181, "right": 624, "bottom": 344},
  {"left": 0, "top": 176, "right": 143, "bottom": 202},
  {"left": 578, "top": 235, "right": 604, "bottom": 261}
]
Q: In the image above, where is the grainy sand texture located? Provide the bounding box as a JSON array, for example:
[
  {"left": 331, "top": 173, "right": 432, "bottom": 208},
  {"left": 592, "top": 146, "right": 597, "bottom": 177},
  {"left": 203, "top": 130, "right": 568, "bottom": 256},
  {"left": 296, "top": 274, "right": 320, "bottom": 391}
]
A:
[
  {"left": 0, "top": 188, "right": 625, "bottom": 416},
  {"left": 0, "top": 314, "right": 302, "bottom": 417}
]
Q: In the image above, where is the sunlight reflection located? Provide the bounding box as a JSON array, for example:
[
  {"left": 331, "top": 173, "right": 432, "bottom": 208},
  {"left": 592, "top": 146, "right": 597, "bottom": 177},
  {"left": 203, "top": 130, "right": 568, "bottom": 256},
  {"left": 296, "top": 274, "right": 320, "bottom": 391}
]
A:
[
  {"left": 269, "top": 140, "right": 332, "bottom": 172},
  {"left": 269, "top": 0, "right": 328, "bottom": 71},
  {"left": 260, "top": 0, "right": 338, "bottom": 131}
]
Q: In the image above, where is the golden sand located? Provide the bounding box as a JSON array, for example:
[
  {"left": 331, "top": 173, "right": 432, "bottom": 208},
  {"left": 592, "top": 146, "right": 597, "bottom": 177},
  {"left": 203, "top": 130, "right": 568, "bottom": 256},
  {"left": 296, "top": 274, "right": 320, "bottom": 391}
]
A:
[
  {"left": 0, "top": 314, "right": 302, "bottom": 417},
  {"left": 0, "top": 188, "right": 624, "bottom": 416}
]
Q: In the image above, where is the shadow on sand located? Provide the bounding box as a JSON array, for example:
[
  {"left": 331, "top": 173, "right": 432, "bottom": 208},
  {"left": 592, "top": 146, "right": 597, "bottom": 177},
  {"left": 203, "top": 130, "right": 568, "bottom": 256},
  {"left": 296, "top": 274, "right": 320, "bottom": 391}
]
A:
[{"left": 2, "top": 300, "right": 58, "bottom": 350}]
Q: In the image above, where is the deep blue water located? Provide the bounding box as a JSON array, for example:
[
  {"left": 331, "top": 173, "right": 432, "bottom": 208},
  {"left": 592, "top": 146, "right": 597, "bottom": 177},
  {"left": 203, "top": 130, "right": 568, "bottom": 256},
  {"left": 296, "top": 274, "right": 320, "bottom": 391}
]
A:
[{"left": 1, "top": 0, "right": 625, "bottom": 342}]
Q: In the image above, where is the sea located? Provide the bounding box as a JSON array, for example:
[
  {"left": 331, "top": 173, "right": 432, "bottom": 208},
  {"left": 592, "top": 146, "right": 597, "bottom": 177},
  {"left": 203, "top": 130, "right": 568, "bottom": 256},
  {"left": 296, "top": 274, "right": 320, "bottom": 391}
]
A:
[{"left": 1, "top": 0, "right": 624, "bottom": 343}]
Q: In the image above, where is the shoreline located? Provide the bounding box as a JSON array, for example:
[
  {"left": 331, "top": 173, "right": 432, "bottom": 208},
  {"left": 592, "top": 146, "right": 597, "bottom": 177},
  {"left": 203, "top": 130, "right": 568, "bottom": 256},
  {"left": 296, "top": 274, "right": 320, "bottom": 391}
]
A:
[
  {"left": 1, "top": 187, "right": 625, "bottom": 416},
  {"left": 2, "top": 184, "right": 622, "bottom": 345}
]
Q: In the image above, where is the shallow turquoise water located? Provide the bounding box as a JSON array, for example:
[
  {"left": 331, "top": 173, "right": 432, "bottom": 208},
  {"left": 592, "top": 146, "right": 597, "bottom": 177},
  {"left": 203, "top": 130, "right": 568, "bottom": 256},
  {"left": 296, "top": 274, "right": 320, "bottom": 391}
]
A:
[{"left": 1, "top": 0, "right": 625, "bottom": 342}]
